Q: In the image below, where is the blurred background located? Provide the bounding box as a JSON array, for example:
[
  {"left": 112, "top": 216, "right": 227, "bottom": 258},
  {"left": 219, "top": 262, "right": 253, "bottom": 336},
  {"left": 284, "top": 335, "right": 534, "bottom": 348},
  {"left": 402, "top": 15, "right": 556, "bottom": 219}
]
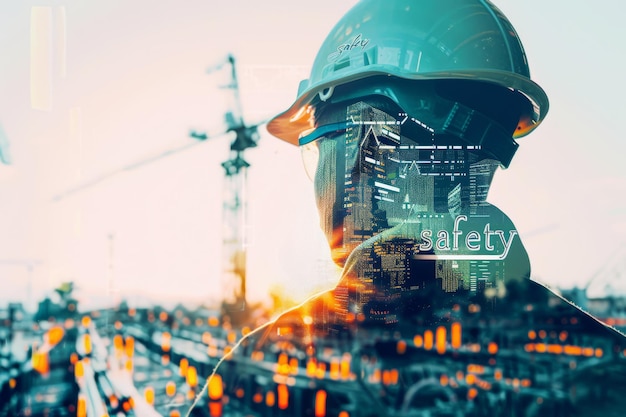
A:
[{"left": 0, "top": 0, "right": 625, "bottom": 313}]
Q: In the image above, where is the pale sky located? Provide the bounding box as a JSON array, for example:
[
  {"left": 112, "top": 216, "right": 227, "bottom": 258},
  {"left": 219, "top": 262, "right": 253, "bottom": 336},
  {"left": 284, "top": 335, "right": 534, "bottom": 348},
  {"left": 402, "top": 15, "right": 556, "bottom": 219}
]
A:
[{"left": 0, "top": 0, "right": 625, "bottom": 310}]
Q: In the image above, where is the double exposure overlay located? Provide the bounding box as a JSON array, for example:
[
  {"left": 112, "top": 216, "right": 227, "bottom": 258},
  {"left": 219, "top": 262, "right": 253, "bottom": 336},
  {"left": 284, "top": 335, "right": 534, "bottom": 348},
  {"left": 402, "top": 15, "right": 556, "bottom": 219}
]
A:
[
  {"left": 188, "top": 100, "right": 626, "bottom": 416},
  {"left": 3, "top": 1, "right": 626, "bottom": 416}
]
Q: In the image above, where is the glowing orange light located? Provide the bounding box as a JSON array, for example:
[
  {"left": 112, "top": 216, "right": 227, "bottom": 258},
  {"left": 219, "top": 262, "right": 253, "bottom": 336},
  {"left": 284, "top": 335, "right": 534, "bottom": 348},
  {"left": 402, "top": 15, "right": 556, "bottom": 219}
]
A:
[
  {"left": 81, "top": 316, "right": 91, "bottom": 328},
  {"left": 488, "top": 342, "right": 498, "bottom": 355},
  {"left": 47, "top": 326, "right": 64, "bottom": 345},
  {"left": 289, "top": 357, "right": 299, "bottom": 375},
  {"left": 83, "top": 334, "right": 92, "bottom": 355},
  {"left": 166, "top": 381, "right": 176, "bottom": 397},
  {"left": 340, "top": 354, "right": 351, "bottom": 379},
  {"left": 436, "top": 327, "right": 446, "bottom": 354},
  {"left": 179, "top": 358, "right": 189, "bottom": 377},
  {"left": 595, "top": 348, "right": 603, "bottom": 358},
  {"left": 9, "top": 378, "right": 16, "bottom": 389},
  {"left": 208, "top": 402, "right": 222, "bottom": 417},
  {"left": 113, "top": 335, "right": 123, "bottom": 350},
  {"left": 564, "top": 345, "right": 582, "bottom": 356},
  {"left": 278, "top": 384, "right": 289, "bottom": 410},
  {"left": 382, "top": 370, "right": 390, "bottom": 386},
  {"left": 559, "top": 331, "right": 568, "bottom": 342},
  {"left": 306, "top": 359, "right": 316, "bottom": 377},
  {"left": 277, "top": 353, "right": 290, "bottom": 375},
  {"left": 467, "top": 364, "right": 485, "bottom": 374},
  {"left": 538, "top": 330, "right": 547, "bottom": 339},
  {"left": 77, "top": 395, "right": 86, "bottom": 417},
  {"left": 468, "top": 388, "right": 478, "bottom": 400},
  {"left": 235, "top": 388, "right": 244, "bottom": 398},
  {"left": 169, "top": 411, "right": 181, "bottom": 417},
  {"left": 144, "top": 387, "right": 154, "bottom": 405},
  {"left": 253, "top": 392, "right": 263, "bottom": 403},
  {"left": 316, "top": 362, "right": 326, "bottom": 379},
  {"left": 125, "top": 336, "right": 135, "bottom": 357},
  {"left": 70, "top": 352, "right": 78, "bottom": 365},
  {"left": 74, "top": 360, "right": 84, "bottom": 378},
  {"left": 32, "top": 352, "right": 49, "bottom": 374},
  {"left": 466, "top": 373, "right": 476, "bottom": 385},
  {"left": 227, "top": 331, "right": 237, "bottom": 345},
  {"left": 424, "top": 330, "right": 433, "bottom": 351},
  {"left": 315, "top": 390, "right": 327, "bottom": 417},
  {"left": 161, "top": 332, "right": 171, "bottom": 352},
  {"left": 159, "top": 311, "right": 168, "bottom": 322},
  {"left": 548, "top": 344, "right": 563, "bottom": 355},
  {"left": 208, "top": 375, "right": 223, "bottom": 401},
  {"left": 330, "top": 359, "right": 340, "bottom": 380},
  {"left": 265, "top": 391, "right": 276, "bottom": 407},
  {"left": 440, "top": 374, "right": 449, "bottom": 386},
  {"left": 413, "top": 335, "right": 423, "bottom": 348},
  {"left": 494, "top": 369, "right": 502, "bottom": 381},
  {"left": 339, "top": 411, "right": 349, "bottom": 417},
  {"left": 390, "top": 369, "right": 399, "bottom": 385},
  {"left": 396, "top": 340, "right": 407, "bottom": 355},
  {"left": 186, "top": 366, "right": 198, "bottom": 388},
  {"left": 451, "top": 322, "right": 461, "bottom": 349},
  {"left": 528, "top": 330, "right": 536, "bottom": 340},
  {"left": 208, "top": 317, "right": 220, "bottom": 327},
  {"left": 224, "top": 345, "right": 233, "bottom": 358},
  {"left": 125, "top": 359, "right": 133, "bottom": 372}
]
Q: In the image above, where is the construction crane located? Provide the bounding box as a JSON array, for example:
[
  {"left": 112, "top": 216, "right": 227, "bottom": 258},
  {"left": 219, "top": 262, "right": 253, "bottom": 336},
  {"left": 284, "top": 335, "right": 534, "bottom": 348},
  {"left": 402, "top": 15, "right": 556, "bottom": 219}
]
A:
[
  {"left": 51, "top": 54, "right": 263, "bottom": 321},
  {"left": 191, "top": 54, "right": 260, "bottom": 320}
]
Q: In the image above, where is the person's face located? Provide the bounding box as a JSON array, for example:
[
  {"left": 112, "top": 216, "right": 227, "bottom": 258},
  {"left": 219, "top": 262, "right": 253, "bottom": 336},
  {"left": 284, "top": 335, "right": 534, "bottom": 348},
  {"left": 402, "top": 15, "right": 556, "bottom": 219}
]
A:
[{"left": 302, "top": 100, "right": 496, "bottom": 267}]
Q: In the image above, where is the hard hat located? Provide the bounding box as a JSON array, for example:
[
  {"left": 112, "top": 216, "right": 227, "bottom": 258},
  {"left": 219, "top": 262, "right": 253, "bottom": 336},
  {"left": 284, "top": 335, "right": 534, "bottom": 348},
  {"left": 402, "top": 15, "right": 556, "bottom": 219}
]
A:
[{"left": 267, "top": 0, "right": 548, "bottom": 149}]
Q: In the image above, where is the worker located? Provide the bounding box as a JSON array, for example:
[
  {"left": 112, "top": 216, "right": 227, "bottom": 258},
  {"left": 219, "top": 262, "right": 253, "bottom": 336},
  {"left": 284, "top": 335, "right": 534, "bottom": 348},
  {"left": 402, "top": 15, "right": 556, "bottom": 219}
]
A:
[{"left": 190, "top": 1, "right": 626, "bottom": 416}]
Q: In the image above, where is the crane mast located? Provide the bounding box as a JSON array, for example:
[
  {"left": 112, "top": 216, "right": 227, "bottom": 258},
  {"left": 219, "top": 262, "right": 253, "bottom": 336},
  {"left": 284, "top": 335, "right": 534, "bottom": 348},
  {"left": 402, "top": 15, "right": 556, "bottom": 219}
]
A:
[
  {"left": 50, "top": 54, "right": 262, "bottom": 321},
  {"left": 208, "top": 55, "right": 259, "bottom": 317}
]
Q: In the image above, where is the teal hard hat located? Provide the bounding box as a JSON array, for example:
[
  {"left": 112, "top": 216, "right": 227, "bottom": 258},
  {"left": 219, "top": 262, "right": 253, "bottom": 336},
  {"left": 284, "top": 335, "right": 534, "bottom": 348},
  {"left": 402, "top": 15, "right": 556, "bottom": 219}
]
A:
[{"left": 267, "top": 0, "right": 549, "bottom": 147}]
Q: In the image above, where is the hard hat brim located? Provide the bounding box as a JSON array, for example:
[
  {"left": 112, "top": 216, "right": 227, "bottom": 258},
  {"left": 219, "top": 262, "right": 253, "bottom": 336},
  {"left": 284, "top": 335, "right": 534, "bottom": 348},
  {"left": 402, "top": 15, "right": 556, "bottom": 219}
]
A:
[{"left": 267, "top": 68, "right": 548, "bottom": 146}]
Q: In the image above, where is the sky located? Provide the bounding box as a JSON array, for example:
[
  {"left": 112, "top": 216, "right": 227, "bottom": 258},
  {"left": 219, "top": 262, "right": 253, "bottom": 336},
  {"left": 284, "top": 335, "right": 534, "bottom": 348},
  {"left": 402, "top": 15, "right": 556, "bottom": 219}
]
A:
[{"left": 0, "top": 0, "right": 625, "bottom": 311}]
